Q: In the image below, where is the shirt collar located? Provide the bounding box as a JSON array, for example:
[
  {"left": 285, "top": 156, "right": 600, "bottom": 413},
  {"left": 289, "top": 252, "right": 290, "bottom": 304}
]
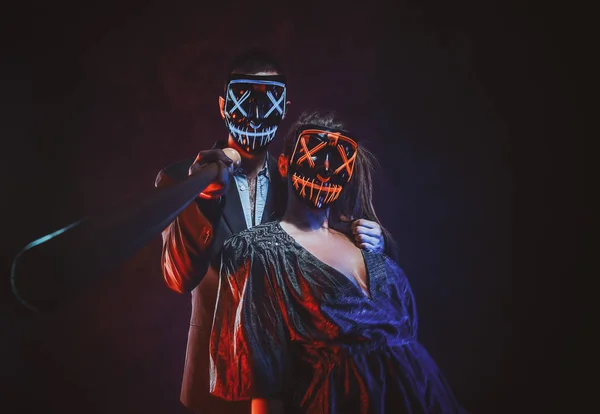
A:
[{"left": 235, "top": 153, "right": 270, "bottom": 180}]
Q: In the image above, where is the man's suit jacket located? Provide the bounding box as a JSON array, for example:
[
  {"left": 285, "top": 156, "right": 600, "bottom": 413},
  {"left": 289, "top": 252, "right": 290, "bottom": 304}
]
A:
[{"left": 155, "top": 148, "right": 287, "bottom": 414}]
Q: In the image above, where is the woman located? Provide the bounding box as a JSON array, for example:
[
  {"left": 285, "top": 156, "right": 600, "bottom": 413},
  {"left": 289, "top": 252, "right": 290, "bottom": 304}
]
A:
[{"left": 209, "top": 110, "right": 466, "bottom": 413}]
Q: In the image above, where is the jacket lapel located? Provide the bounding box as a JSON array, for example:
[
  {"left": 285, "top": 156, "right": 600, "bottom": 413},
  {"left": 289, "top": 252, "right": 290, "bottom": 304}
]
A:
[
  {"left": 213, "top": 140, "right": 247, "bottom": 234},
  {"left": 261, "top": 155, "right": 286, "bottom": 224},
  {"left": 222, "top": 175, "right": 247, "bottom": 235}
]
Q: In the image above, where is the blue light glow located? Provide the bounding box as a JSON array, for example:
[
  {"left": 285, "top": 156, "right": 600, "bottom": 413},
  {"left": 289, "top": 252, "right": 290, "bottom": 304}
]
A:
[{"left": 10, "top": 219, "right": 85, "bottom": 312}]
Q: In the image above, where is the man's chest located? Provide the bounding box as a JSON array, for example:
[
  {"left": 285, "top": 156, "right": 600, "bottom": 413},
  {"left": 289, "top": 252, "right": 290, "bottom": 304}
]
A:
[{"left": 233, "top": 173, "right": 270, "bottom": 227}]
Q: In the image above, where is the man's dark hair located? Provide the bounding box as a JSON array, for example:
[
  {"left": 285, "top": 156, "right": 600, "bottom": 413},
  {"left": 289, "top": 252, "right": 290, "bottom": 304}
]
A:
[{"left": 227, "top": 47, "right": 285, "bottom": 77}]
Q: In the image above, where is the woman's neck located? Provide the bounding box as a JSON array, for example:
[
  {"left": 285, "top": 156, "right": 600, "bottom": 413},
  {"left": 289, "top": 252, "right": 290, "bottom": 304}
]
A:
[{"left": 281, "top": 194, "right": 330, "bottom": 232}]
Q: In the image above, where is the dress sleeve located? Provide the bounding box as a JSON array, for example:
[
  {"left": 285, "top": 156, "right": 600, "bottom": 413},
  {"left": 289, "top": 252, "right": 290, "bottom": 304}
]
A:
[
  {"left": 385, "top": 257, "right": 419, "bottom": 338},
  {"left": 209, "top": 236, "right": 289, "bottom": 401}
]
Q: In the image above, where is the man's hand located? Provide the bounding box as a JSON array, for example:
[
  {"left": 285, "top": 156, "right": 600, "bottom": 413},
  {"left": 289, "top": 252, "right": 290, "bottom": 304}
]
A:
[
  {"left": 189, "top": 149, "right": 235, "bottom": 199},
  {"left": 352, "top": 219, "right": 385, "bottom": 253}
]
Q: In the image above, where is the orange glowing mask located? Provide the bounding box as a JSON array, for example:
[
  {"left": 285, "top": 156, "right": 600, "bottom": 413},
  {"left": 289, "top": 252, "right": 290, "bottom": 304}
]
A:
[{"left": 288, "top": 125, "right": 358, "bottom": 209}]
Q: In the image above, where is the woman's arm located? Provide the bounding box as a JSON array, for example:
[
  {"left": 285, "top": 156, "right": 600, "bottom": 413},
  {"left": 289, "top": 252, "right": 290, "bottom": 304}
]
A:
[{"left": 251, "top": 398, "right": 284, "bottom": 414}]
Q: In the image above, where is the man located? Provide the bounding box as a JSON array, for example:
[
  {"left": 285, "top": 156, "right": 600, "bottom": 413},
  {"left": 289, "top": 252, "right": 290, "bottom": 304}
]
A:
[{"left": 155, "top": 49, "right": 388, "bottom": 414}]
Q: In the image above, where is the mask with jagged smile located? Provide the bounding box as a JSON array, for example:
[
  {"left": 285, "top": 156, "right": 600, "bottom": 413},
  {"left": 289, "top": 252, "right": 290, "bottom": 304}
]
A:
[
  {"left": 223, "top": 73, "right": 286, "bottom": 154},
  {"left": 288, "top": 125, "right": 358, "bottom": 209}
]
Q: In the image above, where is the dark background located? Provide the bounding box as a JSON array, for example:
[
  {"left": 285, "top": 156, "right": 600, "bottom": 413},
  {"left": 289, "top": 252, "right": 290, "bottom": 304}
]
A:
[{"left": 1, "top": 0, "right": 579, "bottom": 413}]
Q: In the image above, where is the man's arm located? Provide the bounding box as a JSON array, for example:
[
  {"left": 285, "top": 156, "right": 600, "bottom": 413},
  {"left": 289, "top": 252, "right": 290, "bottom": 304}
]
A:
[
  {"left": 155, "top": 168, "right": 222, "bottom": 293},
  {"left": 155, "top": 150, "right": 233, "bottom": 293}
]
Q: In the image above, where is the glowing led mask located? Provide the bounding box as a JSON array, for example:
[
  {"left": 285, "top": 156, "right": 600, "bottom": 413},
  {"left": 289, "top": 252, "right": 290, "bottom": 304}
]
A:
[
  {"left": 288, "top": 125, "right": 358, "bottom": 209},
  {"left": 224, "top": 73, "right": 287, "bottom": 154}
]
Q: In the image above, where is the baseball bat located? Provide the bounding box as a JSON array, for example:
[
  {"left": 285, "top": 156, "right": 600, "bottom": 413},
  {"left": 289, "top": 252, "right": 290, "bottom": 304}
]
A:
[{"left": 11, "top": 149, "right": 241, "bottom": 313}]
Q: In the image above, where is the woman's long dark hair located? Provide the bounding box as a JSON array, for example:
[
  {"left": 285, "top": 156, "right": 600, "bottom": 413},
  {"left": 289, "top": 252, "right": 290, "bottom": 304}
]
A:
[{"left": 282, "top": 110, "right": 399, "bottom": 261}]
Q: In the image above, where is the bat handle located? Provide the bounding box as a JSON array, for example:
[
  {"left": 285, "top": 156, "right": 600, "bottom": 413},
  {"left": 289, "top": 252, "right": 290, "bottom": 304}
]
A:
[{"left": 11, "top": 162, "right": 221, "bottom": 313}]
